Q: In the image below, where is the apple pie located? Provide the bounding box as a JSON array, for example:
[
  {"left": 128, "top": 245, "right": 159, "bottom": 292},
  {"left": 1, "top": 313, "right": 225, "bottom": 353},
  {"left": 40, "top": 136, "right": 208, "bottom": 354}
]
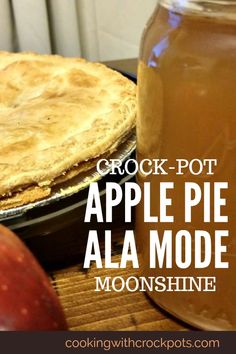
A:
[{"left": 0, "top": 52, "right": 136, "bottom": 209}]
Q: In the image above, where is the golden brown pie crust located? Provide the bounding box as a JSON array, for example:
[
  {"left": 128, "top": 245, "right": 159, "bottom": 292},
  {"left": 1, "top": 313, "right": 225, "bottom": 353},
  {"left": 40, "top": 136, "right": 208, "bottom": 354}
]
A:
[{"left": 0, "top": 52, "right": 136, "bottom": 209}]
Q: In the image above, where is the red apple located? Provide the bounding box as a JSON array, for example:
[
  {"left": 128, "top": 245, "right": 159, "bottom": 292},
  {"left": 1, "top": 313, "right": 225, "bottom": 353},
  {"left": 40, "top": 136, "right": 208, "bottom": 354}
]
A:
[{"left": 0, "top": 224, "right": 68, "bottom": 330}]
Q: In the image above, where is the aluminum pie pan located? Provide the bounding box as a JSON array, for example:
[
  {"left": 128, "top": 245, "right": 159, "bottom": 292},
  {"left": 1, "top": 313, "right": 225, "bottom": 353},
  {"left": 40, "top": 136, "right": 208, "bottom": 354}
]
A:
[{"left": 0, "top": 133, "right": 136, "bottom": 220}]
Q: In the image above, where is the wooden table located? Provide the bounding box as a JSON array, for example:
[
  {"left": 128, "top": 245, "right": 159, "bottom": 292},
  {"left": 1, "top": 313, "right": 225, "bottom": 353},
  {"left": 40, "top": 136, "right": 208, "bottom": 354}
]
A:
[
  {"left": 49, "top": 59, "right": 189, "bottom": 331},
  {"left": 50, "top": 229, "right": 189, "bottom": 331}
]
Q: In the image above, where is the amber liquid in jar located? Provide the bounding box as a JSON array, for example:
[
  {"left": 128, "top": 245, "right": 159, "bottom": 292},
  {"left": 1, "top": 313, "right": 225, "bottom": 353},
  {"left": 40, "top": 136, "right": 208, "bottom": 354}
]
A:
[{"left": 136, "top": 3, "right": 236, "bottom": 330}]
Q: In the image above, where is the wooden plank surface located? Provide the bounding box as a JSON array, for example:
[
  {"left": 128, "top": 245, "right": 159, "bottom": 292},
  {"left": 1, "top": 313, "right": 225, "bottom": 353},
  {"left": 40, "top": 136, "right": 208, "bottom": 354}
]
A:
[{"left": 50, "top": 233, "right": 190, "bottom": 331}]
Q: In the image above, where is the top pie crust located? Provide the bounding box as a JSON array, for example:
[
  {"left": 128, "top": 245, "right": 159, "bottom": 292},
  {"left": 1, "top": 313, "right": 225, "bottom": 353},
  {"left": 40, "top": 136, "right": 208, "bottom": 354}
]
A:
[{"left": 0, "top": 52, "right": 136, "bottom": 202}]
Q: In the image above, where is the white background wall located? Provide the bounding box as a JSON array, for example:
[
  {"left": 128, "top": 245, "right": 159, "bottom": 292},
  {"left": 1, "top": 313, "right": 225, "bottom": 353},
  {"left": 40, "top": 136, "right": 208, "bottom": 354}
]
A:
[
  {"left": 0, "top": 0, "right": 158, "bottom": 61},
  {"left": 77, "top": 0, "right": 158, "bottom": 61}
]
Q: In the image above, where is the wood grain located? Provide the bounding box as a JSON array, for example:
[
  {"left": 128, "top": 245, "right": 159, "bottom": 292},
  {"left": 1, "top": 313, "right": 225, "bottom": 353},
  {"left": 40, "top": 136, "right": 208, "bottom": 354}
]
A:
[{"left": 51, "top": 254, "right": 189, "bottom": 331}]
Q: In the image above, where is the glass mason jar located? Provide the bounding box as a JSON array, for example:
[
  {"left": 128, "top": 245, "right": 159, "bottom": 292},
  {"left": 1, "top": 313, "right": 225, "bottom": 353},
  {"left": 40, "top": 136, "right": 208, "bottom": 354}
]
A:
[{"left": 136, "top": 0, "right": 236, "bottom": 330}]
